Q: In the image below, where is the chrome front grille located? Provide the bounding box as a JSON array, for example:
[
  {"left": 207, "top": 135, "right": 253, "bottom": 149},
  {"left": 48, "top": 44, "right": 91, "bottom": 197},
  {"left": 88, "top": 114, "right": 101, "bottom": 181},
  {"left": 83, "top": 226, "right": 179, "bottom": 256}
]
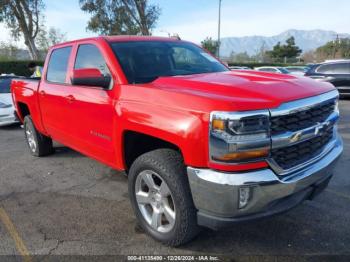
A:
[
  {"left": 271, "top": 128, "right": 334, "bottom": 170},
  {"left": 270, "top": 100, "right": 336, "bottom": 135},
  {"left": 269, "top": 90, "right": 339, "bottom": 175}
]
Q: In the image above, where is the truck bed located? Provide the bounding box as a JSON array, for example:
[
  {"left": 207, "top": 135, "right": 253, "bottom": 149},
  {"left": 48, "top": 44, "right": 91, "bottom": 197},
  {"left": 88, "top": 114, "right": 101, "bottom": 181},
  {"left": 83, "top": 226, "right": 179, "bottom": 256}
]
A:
[{"left": 11, "top": 78, "right": 41, "bottom": 124}]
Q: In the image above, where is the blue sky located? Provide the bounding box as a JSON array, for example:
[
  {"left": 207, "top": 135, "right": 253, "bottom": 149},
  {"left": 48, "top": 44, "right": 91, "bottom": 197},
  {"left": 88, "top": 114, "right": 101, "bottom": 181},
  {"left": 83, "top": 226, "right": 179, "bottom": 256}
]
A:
[{"left": 0, "top": 0, "right": 349, "bottom": 46}]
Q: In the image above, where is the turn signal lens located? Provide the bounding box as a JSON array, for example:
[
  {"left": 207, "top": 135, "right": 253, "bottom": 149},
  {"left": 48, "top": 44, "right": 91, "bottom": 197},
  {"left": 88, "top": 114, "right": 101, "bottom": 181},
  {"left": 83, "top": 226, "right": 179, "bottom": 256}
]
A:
[
  {"left": 212, "top": 119, "right": 225, "bottom": 130},
  {"left": 214, "top": 149, "right": 269, "bottom": 162}
]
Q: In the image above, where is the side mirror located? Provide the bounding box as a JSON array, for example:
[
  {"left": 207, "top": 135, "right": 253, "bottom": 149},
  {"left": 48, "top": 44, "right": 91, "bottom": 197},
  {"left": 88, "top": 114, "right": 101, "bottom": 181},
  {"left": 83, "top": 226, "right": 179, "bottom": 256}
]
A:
[{"left": 71, "top": 68, "right": 111, "bottom": 89}]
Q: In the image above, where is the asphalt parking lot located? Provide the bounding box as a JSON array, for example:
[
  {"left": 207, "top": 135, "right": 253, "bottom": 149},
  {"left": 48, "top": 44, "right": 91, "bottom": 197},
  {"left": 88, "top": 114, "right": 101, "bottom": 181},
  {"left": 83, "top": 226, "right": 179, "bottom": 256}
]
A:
[{"left": 0, "top": 101, "right": 350, "bottom": 261}]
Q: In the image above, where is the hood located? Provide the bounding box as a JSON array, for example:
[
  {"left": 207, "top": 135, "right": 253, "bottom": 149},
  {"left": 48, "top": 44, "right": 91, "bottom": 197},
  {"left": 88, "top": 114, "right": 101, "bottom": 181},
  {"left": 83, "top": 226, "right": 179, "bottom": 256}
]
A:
[
  {"left": 149, "top": 70, "right": 335, "bottom": 111},
  {"left": 0, "top": 93, "right": 14, "bottom": 106}
]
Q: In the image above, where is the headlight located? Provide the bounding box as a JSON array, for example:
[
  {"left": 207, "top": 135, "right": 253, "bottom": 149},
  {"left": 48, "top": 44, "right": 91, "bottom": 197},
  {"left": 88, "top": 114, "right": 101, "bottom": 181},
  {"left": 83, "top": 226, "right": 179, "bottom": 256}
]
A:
[
  {"left": 210, "top": 110, "right": 270, "bottom": 163},
  {"left": 0, "top": 102, "right": 12, "bottom": 108}
]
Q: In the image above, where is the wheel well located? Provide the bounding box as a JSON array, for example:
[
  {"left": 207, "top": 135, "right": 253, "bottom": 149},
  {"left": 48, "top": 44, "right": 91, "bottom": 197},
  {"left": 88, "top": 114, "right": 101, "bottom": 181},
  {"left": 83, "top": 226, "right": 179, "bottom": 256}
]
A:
[
  {"left": 17, "top": 102, "right": 30, "bottom": 119},
  {"left": 123, "top": 131, "right": 182, "bottom": 171}
]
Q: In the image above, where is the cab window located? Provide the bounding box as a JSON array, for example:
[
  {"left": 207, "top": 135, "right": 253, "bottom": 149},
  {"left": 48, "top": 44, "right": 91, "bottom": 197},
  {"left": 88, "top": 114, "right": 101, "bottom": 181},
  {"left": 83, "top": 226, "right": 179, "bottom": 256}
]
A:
[
  {"left": 74, "top": 44, "right": 111, "bottom": 76},
  {"left": 46, "top": 46, "right": 72, "bottom": 84}
]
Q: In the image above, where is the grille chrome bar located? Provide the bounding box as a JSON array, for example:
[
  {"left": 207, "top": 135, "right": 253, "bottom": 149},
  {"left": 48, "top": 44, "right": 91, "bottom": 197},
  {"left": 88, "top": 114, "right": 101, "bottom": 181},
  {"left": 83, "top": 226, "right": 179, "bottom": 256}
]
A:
[
  {"left": 268, "top": 133, "right": 338, "bottom": 176},
  {"left": 270, "top": 90, "right": 339, "bottom": 117},
  {"left": 271, "top": 111, "right": 339, "bottom": 149}
]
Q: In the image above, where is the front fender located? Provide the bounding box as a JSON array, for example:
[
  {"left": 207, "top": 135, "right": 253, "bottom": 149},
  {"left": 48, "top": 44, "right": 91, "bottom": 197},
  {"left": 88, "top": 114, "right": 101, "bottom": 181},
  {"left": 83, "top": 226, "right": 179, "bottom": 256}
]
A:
[{"left": 115, "top": 101, "right": 209, "bottom": 169}]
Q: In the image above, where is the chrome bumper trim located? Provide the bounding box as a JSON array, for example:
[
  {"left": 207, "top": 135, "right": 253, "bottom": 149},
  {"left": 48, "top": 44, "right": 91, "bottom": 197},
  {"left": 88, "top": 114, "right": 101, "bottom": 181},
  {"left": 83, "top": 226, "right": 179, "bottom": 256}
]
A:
[{"left": 187, "top": 136, "right": 342, "bottom": 220}]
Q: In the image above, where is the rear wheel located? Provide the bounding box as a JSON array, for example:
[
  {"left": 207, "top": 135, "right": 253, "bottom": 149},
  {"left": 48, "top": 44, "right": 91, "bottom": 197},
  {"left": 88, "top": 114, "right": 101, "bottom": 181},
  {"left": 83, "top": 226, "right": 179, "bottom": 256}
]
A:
[
  {"left": 24, "top": 116, "right": 54, "bottom": 157},
  {"left": 128, "top": 149, "right": 199, "bottom": 246}
]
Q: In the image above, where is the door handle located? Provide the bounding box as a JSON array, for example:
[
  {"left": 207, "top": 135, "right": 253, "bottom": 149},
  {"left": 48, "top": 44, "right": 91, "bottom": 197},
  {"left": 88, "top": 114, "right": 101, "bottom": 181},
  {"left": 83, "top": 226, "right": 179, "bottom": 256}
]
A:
[
  {"left": 39, "top": 90, "right": 46, "bottom": 96},
  {"left": 65, "top": 95, "right": 75, "bottom": 103}
]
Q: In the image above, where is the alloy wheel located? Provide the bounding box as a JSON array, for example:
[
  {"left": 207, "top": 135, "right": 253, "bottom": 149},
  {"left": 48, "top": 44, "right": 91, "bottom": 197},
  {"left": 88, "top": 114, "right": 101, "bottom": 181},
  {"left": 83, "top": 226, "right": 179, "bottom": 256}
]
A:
[
  {"left": 25, "top": 125, "right": 36, "bottom": 153},
  {"left": 135, "top": 170, "right": 176, "bottom": 233}
]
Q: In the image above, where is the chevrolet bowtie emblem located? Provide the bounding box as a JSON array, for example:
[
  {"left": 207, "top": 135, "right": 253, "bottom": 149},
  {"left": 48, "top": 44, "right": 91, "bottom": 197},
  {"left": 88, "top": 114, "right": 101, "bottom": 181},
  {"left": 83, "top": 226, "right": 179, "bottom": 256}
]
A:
[
  {"left": 315, "top": 124, "right": 321, "bottom": 136},
  {"left": 290, "top": 121, "right": 329, "bottom": 144},
  {"left": 315, "top": 122, "right": 329, "bottom": 136},
  {"left": 290, "top": 132, "right": 302, "bottom": 143}
]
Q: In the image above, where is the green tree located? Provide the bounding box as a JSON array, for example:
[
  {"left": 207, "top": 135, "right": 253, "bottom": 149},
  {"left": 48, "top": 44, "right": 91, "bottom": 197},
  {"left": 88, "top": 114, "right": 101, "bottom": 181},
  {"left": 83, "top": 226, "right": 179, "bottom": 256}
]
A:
[
  {"left": 0, "top": 41, "right": 19, "bottom": 61},
  {"left": 79, "top": 0, "right": 160, "bottom": 35},
  {"left": 37, "top": 27, "right": 67, "bottom": 54},
  {"left": 301, "top": 50, "right": 317, "bottom": 63},
  {"left": 266, "top": 37, "right": 302, "bottom": 62},
  {"left": 316, "top": 38, "right": 350, "bottom": 60},
  {"left": 0, "top": 0, "right": 44, "bottom": 60},
  {"left": 201, "top": 37, "right": 219, "bottom": 56},
  {"left": 231, "top": 52, "right": 251, "bottom": 63}
]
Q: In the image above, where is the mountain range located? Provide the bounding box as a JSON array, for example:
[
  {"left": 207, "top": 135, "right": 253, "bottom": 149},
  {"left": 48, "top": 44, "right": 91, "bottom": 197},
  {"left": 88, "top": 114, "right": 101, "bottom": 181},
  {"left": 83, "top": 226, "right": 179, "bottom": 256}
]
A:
[{"left": 219, "top": 29, "right": 350, "bottom": 57}]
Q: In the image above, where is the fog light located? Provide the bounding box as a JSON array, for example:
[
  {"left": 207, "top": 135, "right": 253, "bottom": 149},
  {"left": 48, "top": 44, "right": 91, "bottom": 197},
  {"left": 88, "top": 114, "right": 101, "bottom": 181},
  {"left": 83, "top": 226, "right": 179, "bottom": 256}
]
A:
[{"left": 239, "top": 187, "right": 251, "bottom": 209}]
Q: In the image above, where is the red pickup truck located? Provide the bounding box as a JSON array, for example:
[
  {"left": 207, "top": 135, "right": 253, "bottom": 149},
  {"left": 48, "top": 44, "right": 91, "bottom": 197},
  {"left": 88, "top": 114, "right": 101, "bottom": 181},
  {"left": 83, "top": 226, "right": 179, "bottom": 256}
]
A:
[{"left": 11, "top": 36, "right": 342, "bottom": 246}]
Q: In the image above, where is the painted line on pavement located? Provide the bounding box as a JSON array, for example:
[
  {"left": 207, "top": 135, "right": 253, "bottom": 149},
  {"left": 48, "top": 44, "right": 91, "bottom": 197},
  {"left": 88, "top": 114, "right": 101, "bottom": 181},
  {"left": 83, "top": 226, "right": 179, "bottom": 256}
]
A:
[{"left": 0, "top": 207, "right": 32, "bottom": 262}]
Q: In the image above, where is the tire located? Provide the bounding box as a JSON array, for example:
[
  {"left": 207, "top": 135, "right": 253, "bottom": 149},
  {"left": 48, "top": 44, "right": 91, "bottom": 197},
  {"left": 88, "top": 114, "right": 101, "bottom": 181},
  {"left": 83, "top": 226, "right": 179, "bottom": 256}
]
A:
[
  {"left": 24, "top": 115, "right": 54, "bottom": 157},
  {"left": 128, "top": 149, "right": 199, "bottom": 246}
]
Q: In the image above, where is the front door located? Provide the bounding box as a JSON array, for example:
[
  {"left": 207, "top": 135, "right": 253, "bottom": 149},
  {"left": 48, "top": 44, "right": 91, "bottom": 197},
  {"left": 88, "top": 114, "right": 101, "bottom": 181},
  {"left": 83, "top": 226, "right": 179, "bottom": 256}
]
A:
[{"left": 65, "top": 43, "right": 116, "bottom": 165}]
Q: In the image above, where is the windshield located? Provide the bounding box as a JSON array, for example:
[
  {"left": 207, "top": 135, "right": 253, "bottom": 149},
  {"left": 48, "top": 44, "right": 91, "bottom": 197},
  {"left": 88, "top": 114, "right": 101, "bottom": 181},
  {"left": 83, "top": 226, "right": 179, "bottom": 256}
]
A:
[
  {"left": 110, "top": 41, "right": 229, "bottom": 84},
  {"left": 0, "top": 78, "right": 11, "bottom": 93}
]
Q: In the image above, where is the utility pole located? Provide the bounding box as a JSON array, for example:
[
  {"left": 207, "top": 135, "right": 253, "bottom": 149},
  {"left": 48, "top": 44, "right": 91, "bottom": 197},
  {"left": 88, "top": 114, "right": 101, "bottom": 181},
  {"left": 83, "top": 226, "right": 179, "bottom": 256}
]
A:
[
  {"left": 217, "top": 0, "right": 222, "bottom": 58},
  {"left": 333, "top": 34, "right": 339, "bottom": 59}
]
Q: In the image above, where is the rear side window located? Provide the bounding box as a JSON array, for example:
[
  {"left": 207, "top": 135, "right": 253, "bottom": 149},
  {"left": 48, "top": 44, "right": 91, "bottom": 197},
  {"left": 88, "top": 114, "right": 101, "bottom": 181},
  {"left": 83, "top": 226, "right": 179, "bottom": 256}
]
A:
[
  {"left": 332, "top": 63, "right": 350, "bottom": 74},
  {"left": 46, "top": 46, "right": 72, "bottom": 83},
  {"left": 316, "top": 64, "right": 333, "bottom": 74},
  {"left": 317, "top": 63, "right": 350, "bottom": 74},
  {"left": 74, "top": 44, "right": 110, "bottom": 76},
  {"left": 0, "top": 78, "right": 11, "bottom": 93}
]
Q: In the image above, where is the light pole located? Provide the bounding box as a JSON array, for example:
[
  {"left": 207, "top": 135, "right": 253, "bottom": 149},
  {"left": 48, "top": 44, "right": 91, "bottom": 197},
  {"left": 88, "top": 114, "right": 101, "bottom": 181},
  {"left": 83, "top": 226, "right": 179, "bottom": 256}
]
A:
[{"left": 217, "top": 0, "right": 222, "bottom": 58}]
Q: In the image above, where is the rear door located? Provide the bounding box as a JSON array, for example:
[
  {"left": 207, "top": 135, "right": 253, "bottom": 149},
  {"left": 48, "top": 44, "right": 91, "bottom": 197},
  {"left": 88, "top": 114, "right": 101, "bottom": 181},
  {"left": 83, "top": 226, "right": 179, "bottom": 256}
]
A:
[
  {"left": 330, "top": 62, "right": 350, "bottom": 88},
  {"left": 39, "top": 46, "right": 74, "bottom": 143},
  {"left": 316, "top": 62, "right": 350, "bottom": 89},
  {"left": 65, "top": 43, "right": 116, "bottom": 165}
]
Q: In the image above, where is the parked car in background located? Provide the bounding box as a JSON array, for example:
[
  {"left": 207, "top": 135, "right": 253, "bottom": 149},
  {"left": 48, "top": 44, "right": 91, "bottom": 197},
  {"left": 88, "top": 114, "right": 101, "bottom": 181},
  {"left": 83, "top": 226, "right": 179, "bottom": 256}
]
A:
[
  {"left": 229, "top": 66, "right": 251, "bottom": 70},
  {"left": 0, "top": 75, "right": 20, "bottom": 126},
  {"left": 285, "top": 66, "right": 308, "bottom": 76},
  {"left": 305, "top": 60, "right": 350, "bottom": 97},
  {"left": 255, "top": 66, "right": 291, "bottom": 74}
]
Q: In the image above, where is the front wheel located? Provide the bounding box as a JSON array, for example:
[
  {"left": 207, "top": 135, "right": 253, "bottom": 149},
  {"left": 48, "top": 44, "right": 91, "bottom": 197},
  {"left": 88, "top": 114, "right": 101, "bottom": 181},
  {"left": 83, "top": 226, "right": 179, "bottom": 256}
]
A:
[{"left": 128, "top": 149, "right": 199, "bottom": 246}]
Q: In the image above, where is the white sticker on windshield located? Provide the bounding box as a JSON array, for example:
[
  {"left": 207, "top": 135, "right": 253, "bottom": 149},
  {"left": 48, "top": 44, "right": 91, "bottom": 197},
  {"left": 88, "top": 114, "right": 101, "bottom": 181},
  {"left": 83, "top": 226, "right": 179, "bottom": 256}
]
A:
[{"left": 200, "top": 52, "right": 218, "bottom": 62}]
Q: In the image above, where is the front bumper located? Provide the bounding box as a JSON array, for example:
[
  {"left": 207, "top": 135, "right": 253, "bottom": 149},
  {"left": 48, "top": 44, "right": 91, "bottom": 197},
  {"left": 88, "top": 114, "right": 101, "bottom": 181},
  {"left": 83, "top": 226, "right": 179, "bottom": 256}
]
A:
[
  {"left": 0, "top": 108, "right": 19, "bottom": 127},
  {"left": 187, "top": 136, "right": 343, "bottom": 230}
]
